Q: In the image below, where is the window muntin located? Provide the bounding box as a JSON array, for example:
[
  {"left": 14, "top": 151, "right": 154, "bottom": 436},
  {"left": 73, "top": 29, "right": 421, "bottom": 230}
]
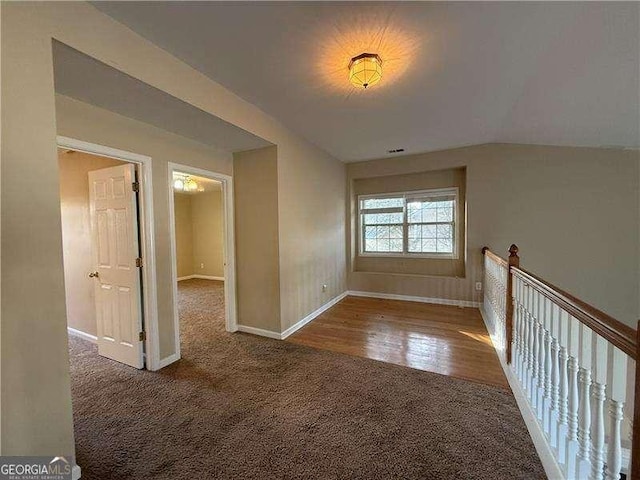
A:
[{"left": 359, "top": 189, "right": 457, "bottom": 256}]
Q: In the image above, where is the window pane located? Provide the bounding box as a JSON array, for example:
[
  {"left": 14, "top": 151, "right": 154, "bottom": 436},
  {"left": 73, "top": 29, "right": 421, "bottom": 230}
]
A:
[
  {"left": 437, "top": 224, "right": 452, "bottom": 238},
  {"left": 364, "top": 226, "right": 377, "bottom": 239},
  {"left": 408, "top": 237, "right": 421, "bottom": 252},
  {"left": 365, "top": 239, "right": 376, "bottom": 251},
  {"left": 364, "top": 212, "right": 403, "bottom": 225},
  {"left": 423, "top": 208, "right": 437, "bottom": 222},
  {"left": 437, "top": 238, "right": 453, "bottom": 253},
  {"left": 362, "top": 197, "right": 403, "bottom": 209},
  {"left": 389, "top": 225, "right": 403, "bottom": 239},
  {"left": 422, "top": 239, "right": 437, "bottom": 252},
  {"left": 437, "top": 206, "right": 453, "bottom": 222},
  {"left": 389, "top": 239, "right": 403, "bottom": 252},
  {"left": 377, "top": 239, "right": 390, "bottom": 251}
]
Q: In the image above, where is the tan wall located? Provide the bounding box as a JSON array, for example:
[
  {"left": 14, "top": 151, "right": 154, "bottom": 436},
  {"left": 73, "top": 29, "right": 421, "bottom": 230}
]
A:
[
  {"left": 174, "top": 193, "right": 194, "bottom": 278},
  {"left": 191, "top": 190, "right": 224, "bottom": 278},
  {"left": 0, "top": 2, "right": 342, "bottom": 457},
  {"left": 234, "top": 146, "right": 281, "bottom": 332},
  {"left": 174, "top": 190, "right": 225, "bottom": 278},
  {"left": 59, "top": 149, "right": 125, "bottom": 337},
  {"left": 347, "top": 144, "right": 639, "bottom": 327},
  {"left": 276, "top": 138, "right": 348, "bottom": 331}
]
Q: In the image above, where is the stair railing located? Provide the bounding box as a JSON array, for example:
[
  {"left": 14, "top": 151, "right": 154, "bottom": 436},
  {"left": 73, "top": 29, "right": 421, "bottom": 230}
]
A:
[{"left": 482, "top": 245, "right": 638, "bottom": 480}]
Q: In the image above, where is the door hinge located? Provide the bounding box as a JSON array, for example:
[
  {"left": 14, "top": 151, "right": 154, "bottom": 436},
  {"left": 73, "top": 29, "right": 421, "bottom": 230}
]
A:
[
  {"left": 132, "top": 181, "right": 140, "bottom": 192},
  {"left": 139, "top": 331, "right": 146, "bottom": 342},
  {"left": 136, "top": 257, "right": 143, "bottom": 268}
]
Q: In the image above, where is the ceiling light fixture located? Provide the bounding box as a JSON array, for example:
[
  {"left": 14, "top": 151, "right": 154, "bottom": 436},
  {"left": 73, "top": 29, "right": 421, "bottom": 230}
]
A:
[
  {"left": 173, "top": 174, "right": 199, "bottom": 192},
  {"left": 348, "top": 53, "right": 383, "bottom": 89}
]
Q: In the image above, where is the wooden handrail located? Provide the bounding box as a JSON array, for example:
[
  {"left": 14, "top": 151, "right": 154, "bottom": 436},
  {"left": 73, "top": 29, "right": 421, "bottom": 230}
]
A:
[
  {"left": 482, "top": 246, "right": 637, "bottom": 359},
  {"left": 510, "top": 267, "right": 637, "bottom": 360},
  {"left": 483, "top": 246, "right": 639, "bottom": 479},
  {"left": 481, "top": 246, "right": 508, "bottom": 267}
]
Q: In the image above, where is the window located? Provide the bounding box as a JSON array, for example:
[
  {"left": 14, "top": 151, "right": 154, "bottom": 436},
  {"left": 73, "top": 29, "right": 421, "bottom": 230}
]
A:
[{"left": 359, "top": 188, "right": 457, "bottom": 257}]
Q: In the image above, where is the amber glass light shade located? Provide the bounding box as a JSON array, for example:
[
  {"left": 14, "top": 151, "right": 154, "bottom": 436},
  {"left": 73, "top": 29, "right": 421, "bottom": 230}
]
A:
[{"left": 348, "top": 53, "right": 383, "bottom": 89}]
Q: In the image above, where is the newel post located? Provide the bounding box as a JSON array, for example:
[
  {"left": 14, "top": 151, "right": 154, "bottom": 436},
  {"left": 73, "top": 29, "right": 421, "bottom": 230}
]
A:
[
  {"left": 631, "top": 319, "right": 640, "bottom": 479},
  {"left": 505, "top": 244, "right": 519, "bottom": 364}
]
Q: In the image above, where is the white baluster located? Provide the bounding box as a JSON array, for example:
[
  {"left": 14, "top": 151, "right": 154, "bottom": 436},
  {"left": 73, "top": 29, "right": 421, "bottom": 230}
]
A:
[
  {"left": 530, "top": 291, "right": 540, "bottom": 407},
  {"left": 604, "top": 346, "right": 627, "bottom": 480},
  {"left": 517, "top": 279, "right": 526, "bottom": 382},
  {"left": 591, "top": 335, "right": 608, "bottom": 480},
  {"left": 565, "top": 316, "right": 581, "bottom": 479},
  {"left": 536, "top": 293, "right": 546, "bottom": 419},
  {"left": 511, "top": 275, "right": 521, "bottom": 379},
  {"left": 591, "top": 381, "right": 606, "bottom": 480},
  {"left": 556, "top": 309, "right": 570, "bottom": 465},
  {"left": 522, "top": 284, "right": 532, "bottom": 390},
  {"left": 576, "top": 324, "right": 594, "bottom": 479},
  {"left": 549, "top": 304, "right": 560, "bottom": 449},
  {"left": 541, "top": 297, "right": 553, "bottom": 432}
]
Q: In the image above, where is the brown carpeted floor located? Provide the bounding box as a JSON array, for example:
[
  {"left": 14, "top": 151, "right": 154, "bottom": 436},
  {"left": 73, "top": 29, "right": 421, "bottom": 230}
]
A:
[{"left": 69, "top": 279, "right": 545, "bottom": 480}]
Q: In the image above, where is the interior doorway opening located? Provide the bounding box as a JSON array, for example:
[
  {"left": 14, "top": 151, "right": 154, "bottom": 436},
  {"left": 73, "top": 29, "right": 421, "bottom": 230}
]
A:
[
  {"left": 168, "top": 163, "right": 237, "bottom": 360},
  {"left": 57, "top": 136, "right": 160, "bottom": 370}
]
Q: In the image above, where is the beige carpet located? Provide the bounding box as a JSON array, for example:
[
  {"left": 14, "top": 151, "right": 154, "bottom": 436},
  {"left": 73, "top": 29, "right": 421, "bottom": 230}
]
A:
[{"left": 68, "top": 279, "right": 545, "bottom": 479}]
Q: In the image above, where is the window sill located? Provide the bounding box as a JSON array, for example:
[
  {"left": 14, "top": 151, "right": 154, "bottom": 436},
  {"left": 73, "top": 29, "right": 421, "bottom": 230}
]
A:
[{"left": 358, "top": 252, "right": 459, "bottom": 260}]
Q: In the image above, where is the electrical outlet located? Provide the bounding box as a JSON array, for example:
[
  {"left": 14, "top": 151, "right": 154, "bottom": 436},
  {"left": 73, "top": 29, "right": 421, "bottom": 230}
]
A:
[
  {"left": 475, "top": 282, "right": 482, "bottom": 291},
  {"left": 200, "top": 263, "right": 205, "bottom": 269},
  {"left": 322, "top": 284, "right": 327, "bottom": 292}
]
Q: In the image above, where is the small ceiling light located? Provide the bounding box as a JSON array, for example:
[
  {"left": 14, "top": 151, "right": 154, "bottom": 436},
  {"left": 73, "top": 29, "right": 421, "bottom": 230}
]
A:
[
  {"left": 348, "top": 53, "right": 383, "bottom": 89},
  {"left": 173, "top": 178, "right": 184, "bottom": 191},
  {"left": 185, "top": 178, "right": 198, "bottom": 192}
]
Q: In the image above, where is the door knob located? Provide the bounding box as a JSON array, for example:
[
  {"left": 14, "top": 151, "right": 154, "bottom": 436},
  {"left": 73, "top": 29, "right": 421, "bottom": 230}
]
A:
[{"left": 89, "top": 272, "right": 99, "bottom": 278}]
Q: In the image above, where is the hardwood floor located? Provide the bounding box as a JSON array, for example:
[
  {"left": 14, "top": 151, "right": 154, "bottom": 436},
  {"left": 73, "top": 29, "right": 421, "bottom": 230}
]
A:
[{"left": 287, "top": 295, "right": 509, "bottom": 389}]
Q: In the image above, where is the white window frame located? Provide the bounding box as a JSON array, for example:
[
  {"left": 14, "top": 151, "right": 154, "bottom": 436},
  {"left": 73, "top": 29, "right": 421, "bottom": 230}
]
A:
[{"left": 357, "top": 187, "right": 459, "bottom": 259}]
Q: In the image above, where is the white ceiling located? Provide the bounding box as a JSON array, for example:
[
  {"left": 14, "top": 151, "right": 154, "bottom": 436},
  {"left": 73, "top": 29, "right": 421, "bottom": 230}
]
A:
[
  {"left": 94, "top": 2, "right": 639, "bottom": 162},
  {"left": 53, "top": 41, "right": 271, "bottom": 153}
]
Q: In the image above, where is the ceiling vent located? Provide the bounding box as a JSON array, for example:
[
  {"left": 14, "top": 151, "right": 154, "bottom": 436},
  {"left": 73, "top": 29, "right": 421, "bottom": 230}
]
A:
[{"left": 387, "top": 148, "right": 405, "bottom": 154}]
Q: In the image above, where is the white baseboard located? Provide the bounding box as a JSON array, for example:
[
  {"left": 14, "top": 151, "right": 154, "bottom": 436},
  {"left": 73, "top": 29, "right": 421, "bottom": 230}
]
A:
[
  {"left": 67, "top": 327, "right": 97, "bottom": 343},
  {"left": 281, "top": 291, "right": 348, "bottom": 339},
  {"left": 72, "top": 464, "right": 81, "bottom": 480},
  {"left": 157, "top": 353, "right": 180, "bottom": 369},
  {"left": 347, "top": 290, "right": 481, "bottom": 308},
  {"left": 236, "top": 325, "right": 282, "bottom": 339},
  {"left": 478, "top": 306, "right": 564, "bottom": 480},
  {"left": 177, "top": 274, "right": 224, "bottom": 281}
]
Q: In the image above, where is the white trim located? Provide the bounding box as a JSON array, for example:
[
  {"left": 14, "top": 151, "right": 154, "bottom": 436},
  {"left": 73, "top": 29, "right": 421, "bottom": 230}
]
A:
[
  {"left": 67, "top": 327, "right": 97, "bottom": 343},
  {"left": 479, "top": 302, "right": 564, "bottom": 480},
  {"left": 157, "top": 353, "right": 180, "bottom": 369},
  {"left": 347, "top": 290, "right": 480, "bottom": 308},
  {"left": 177, "top": 275, "right": 195, "bottom": 281},
  {"left": 236, "top": 325, "right": 282, "bottom": 340},
  {"left": 167, "top": 162, "right": 238, "bottom": 365},
  {"left": 72, "top": 464, "right": 81, "bottom": 480},
  {"left": 57, "top": 136, "right": 161, "bottom": 371},
  {"left": 281, "top": 291, "right": 348, "bottom": 339}
]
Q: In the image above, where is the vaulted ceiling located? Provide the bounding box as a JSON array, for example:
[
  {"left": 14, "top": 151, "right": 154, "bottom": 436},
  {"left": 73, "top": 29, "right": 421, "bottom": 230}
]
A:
[{"left": 94, "top": 1, "right": 639, "bottom": 162}]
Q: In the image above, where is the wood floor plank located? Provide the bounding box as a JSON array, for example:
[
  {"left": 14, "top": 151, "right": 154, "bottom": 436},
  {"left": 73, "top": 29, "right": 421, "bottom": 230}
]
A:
[{"left": 287, "top": 295, "right": 510, "bottom": 389}]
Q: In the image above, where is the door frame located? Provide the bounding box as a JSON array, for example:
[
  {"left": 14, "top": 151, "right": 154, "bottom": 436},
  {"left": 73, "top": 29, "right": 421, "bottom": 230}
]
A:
[
  {"left": 57, "top": 136, "right": 162, "bottom": 371},
  {"left": 167, "top": 162, "right": 238, "bottom": 354}
]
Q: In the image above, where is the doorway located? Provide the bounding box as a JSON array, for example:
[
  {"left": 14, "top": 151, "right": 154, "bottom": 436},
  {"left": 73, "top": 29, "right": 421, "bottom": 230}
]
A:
[
  {"left": 58, "top": 136, "right": 160, "bottom": 370},
  {"left": 168, "top": 163, "right": 237, "bottom": 358}
]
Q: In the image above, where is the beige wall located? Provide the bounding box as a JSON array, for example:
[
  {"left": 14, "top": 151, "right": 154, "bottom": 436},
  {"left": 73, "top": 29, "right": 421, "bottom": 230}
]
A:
[
  {"left": 174, "top": 193, "right": 194, "bottom": 278},
  {"left": 58, "top": 149, "right": 126, "bottom": 337},
  {"left": 348, "top": 144, "right": 639, "bottom": 327},
  {"left": 0, "top": 2, "right": 339, "bottom": 458},
  {"left": 234, "top": 146, "right": 281, "bottom": 332},
  {"left": 174, "top": 190, "right": 224, "bottom": 278},
  {"left": 276, "top": 138, "right": 348, "bottom": 331},
  {"left": 191, "top": 190, "right": 224, "bottom": 277}
]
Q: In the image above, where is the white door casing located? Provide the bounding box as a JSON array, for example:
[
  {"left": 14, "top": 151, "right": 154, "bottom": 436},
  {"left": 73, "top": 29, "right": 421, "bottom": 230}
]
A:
[{"left": 89, "top": 164, "right": 144, "bottom": 368}]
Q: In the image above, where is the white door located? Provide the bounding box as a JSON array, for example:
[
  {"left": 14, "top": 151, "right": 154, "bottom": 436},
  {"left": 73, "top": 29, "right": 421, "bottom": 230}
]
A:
[{"left": 88, "top": 164, "right": 144, "bottom": 369}]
